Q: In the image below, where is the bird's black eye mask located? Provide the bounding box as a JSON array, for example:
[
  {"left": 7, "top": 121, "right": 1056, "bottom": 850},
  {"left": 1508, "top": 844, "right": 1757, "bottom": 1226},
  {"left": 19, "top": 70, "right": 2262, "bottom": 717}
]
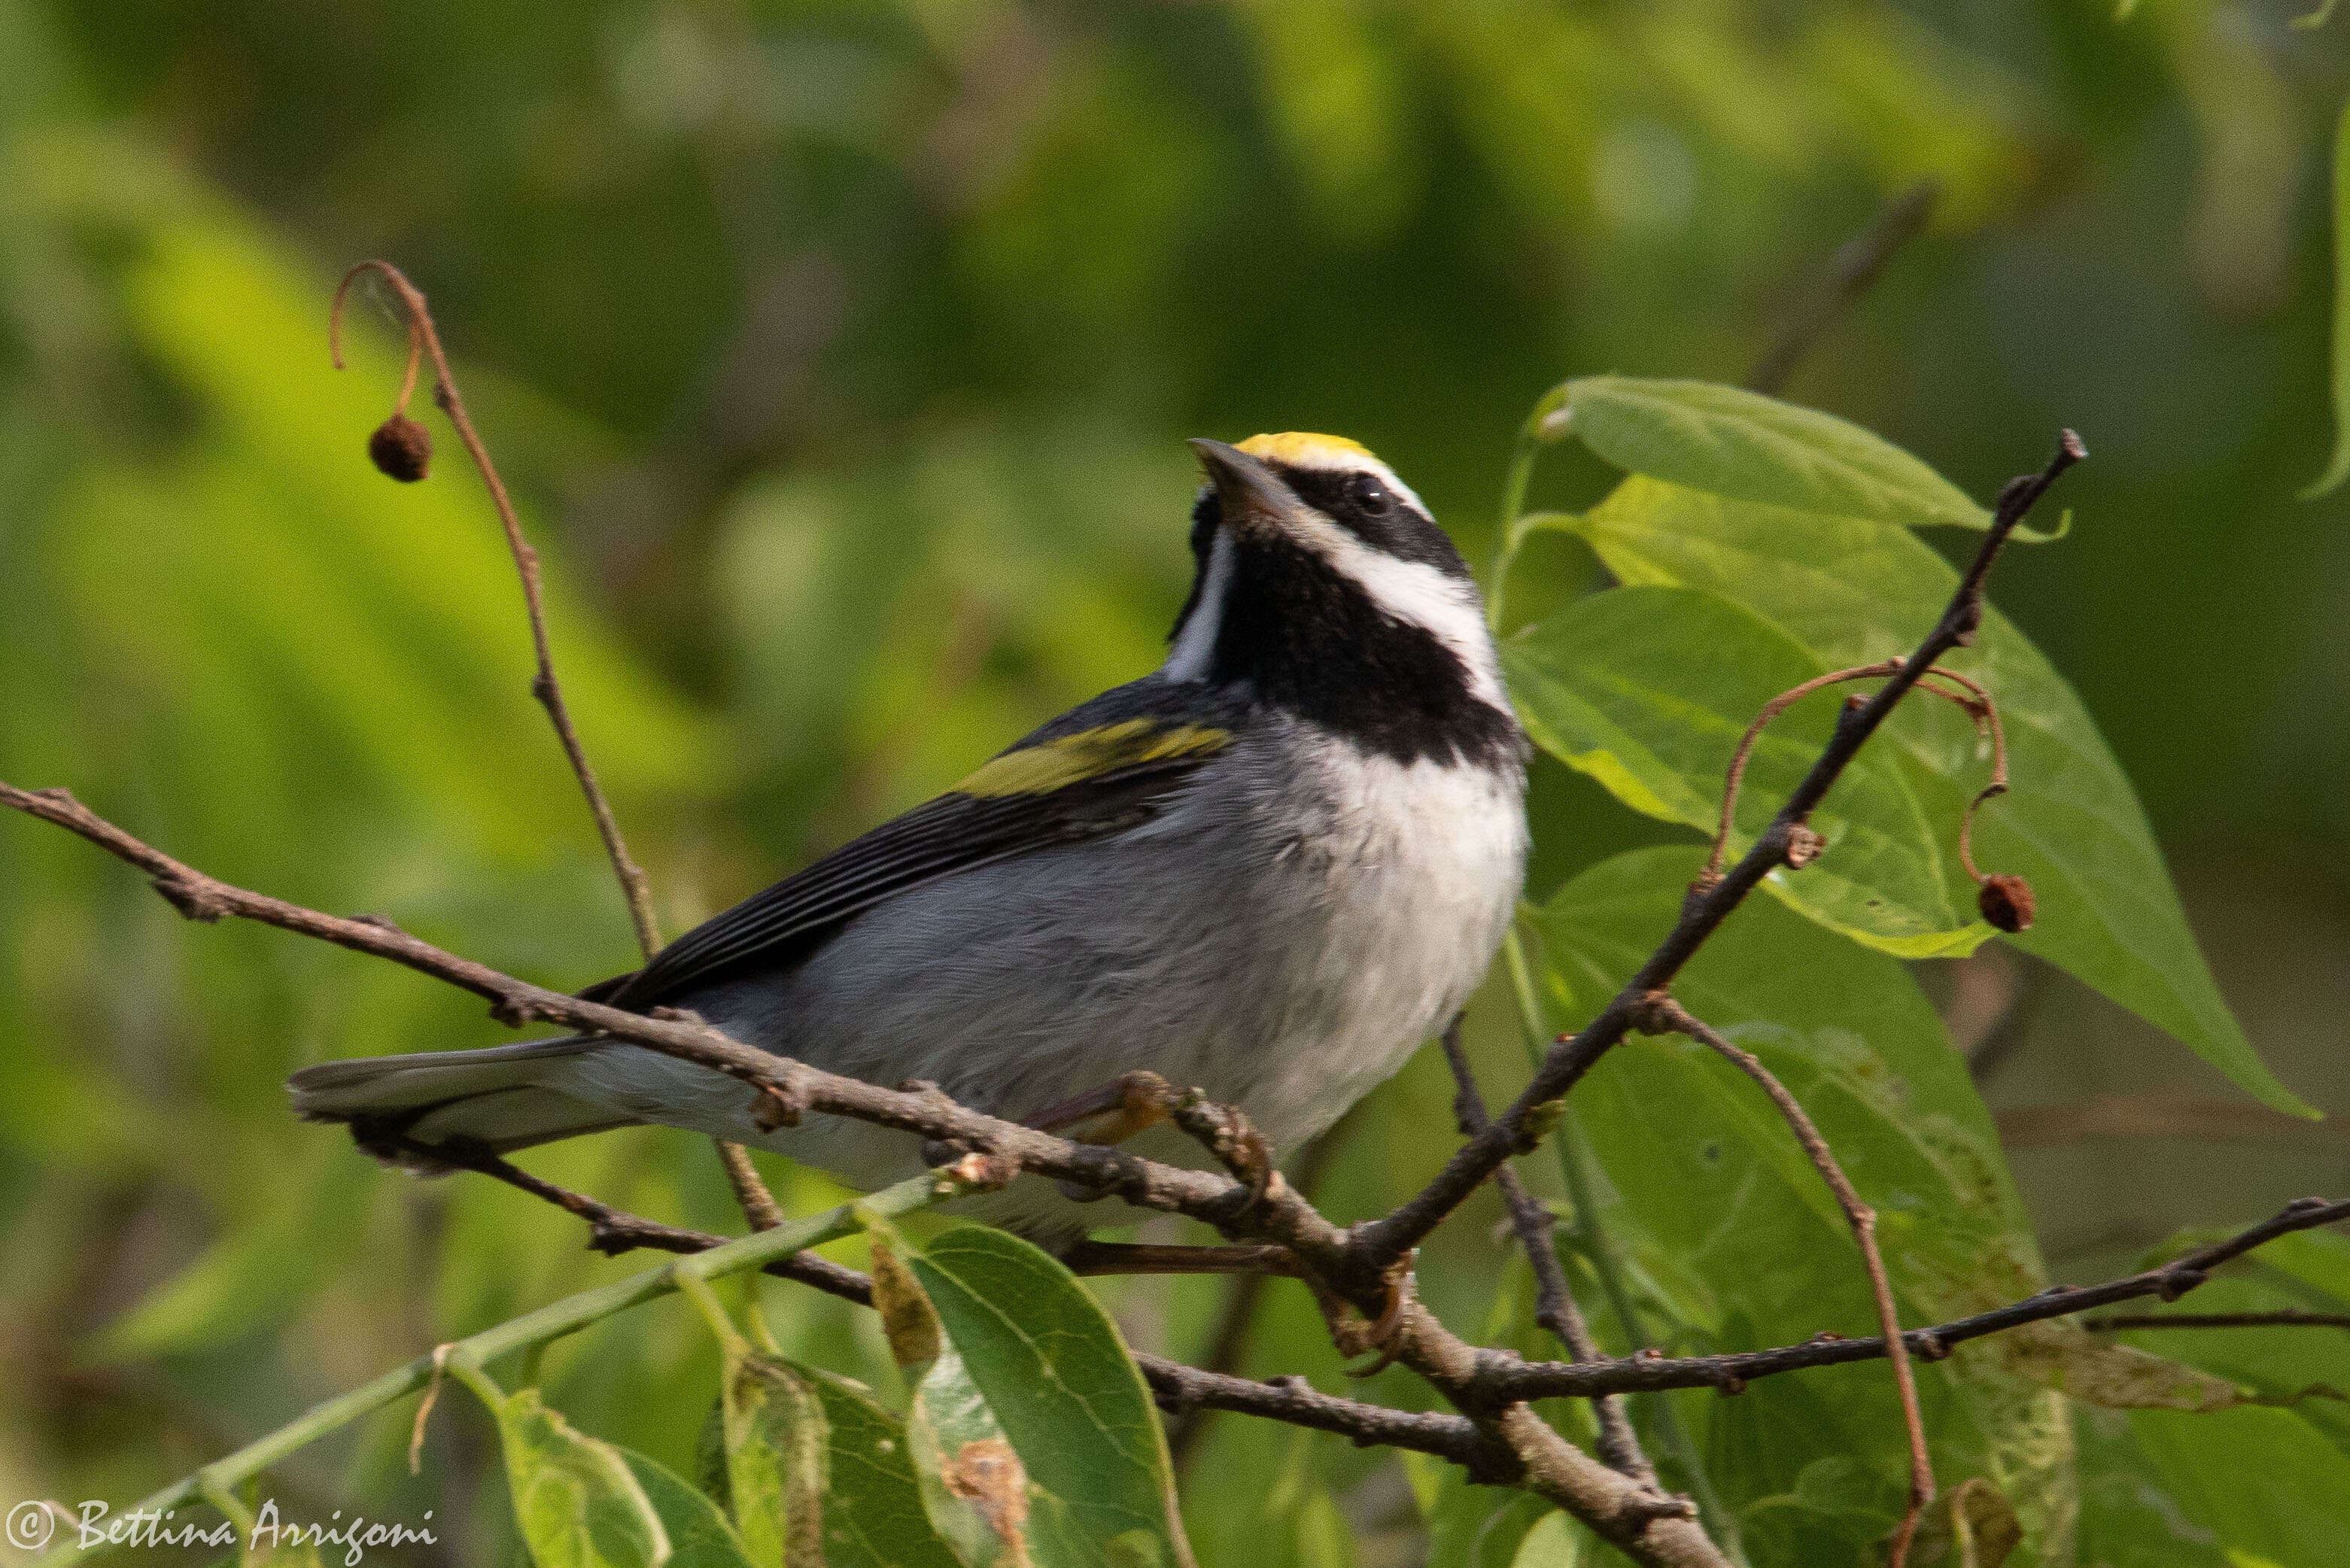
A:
[{"left": 1263, "top": 460, "right": 1475, "bottom": 582}]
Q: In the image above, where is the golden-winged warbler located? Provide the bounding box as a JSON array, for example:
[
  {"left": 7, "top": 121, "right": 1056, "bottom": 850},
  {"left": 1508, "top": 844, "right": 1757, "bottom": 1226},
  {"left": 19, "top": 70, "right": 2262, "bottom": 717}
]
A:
[{"left": 290, "top": 435, "right": 1530, "bottom": 1244}]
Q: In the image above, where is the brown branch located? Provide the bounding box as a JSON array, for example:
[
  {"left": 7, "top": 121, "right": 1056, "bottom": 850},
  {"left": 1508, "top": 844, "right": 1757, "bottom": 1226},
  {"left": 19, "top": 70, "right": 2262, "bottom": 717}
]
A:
[
  {"left": 714, "top": 1141, "right": 787, "bottom": 1231},
  {"left": 1482, "top": 1195, "right": 2350, "bottom": 1402},
  {"left": 330, "top": 262, "right": 786, "bottom": 1232},
  {"left": 1354, "top": 431, "right": 2085, "bottom": 1276},
  {"left": 2084, "top": 1311, "right": 2350, "bottom": 1332},
  {"left": 1439, "top": 1022, "right": 1655, "bottom": 1485},
  {"left": 0, "top": 779, "right": 1737, "bottom": 1566},
  {"left": 1637, "top": 998, "right": 1933, "bottom": 1568},
  {"left": 17, "top": 773, "right": 2342, "bottom": 1562},
  {"left": 1749, "top": 177, "right": 1942, "bottom": 397}
]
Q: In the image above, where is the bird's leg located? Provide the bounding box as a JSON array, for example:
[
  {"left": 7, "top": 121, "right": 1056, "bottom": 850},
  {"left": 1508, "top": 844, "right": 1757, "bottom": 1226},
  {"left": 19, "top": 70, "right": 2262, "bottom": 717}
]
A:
[
  {"left": 1029, "top": 1074, "right": 1294, "bottom": 1278},
  {"left": 1021, "top": 1068, "right": 1178, "bottom": 1145}
]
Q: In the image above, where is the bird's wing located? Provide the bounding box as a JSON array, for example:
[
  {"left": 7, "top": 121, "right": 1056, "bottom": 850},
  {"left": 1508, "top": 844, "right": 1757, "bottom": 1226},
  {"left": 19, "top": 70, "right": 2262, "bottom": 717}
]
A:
[{"left": 588, "top": 694, "right": 1242, "bottom": 1010}]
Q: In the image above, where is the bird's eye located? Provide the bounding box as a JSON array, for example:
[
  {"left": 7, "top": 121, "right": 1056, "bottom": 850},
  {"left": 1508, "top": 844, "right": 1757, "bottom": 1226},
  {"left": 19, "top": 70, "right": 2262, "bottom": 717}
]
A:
[{"left": 1347, "top": 473, "right": 1393, "bottom": 515}]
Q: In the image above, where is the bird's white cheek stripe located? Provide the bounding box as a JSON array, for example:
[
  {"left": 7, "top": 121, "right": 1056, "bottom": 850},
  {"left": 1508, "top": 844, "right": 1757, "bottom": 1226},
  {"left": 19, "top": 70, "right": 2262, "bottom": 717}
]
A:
[
  {"left": 1299, "top": 521, "right": 1509, "bottom": 709},
  {"left": 1161, "top": 527, "right": 1235, "bottom": 682}
]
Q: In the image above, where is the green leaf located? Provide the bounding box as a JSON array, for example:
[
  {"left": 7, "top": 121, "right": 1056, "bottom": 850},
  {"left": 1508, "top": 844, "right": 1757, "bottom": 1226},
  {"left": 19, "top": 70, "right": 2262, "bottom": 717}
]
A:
[
  {"left": 870, "top": 1221, "right": 1196, "bottom": 1568},
  {"left": 1507, "top": 1512, "right": 1583, "bottom": 1567},
  {"left": 868, "top": 1237, "right": 1017, "bottom": 1568},
  {"left": 1564, "top": 477, "right": 2312, "bottom": 1117},
  {"left": 1421, "top": 1463, "right": 1554, "bottom": 1568},
  {"left": 2303, "top": 98, "right": 2350, "bottom": 499},
  {"left": 715, "top": 1350, "right": 827, "bottom": 1568},
  {"left": 619, "top": 1451, "right": 758, "bottom": 1568},
  {"left": 2130, "top": 1405, "right": 2350, "bottom": 1568},
  {"left": 793, "top": 1364, "right": 965, "bottom": 1568},
  {"left": 457, "top": 1372, "right": 671, "bottom": 1568},
  {"left": 1541, "top": 377, "right": 2017, "bottom": 535},
  {"left": 1218, "top": 1430, "right": 1359, "bottom": 1568},
  {"left": 1533, "top": 848, "right": 2082, "bottom": 1548},
  {"left": 1504, "top": 583, "right": 1984, "bottom": 956},
  {"left": 2093, "top": 1229, "right": 2350, "bottom": 1451}
]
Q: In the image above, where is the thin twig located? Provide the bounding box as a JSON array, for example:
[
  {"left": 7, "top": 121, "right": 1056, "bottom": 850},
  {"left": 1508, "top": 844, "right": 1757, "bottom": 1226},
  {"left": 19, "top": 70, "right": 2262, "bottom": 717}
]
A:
[
  {"left": 1706, "top": 661, "right": 1899, "bottom": 877},
  {"left": 1749, "top": 178, "right": 1943, "bottom": 397},
  {"left": 1486, "top": 1195, "right": 2350, "bottom": 1402},
  {"left": 330, "top": 263, "right": 786, "bottom": 1233},
  {"left": 331, "top": 263, "right": 661, "bottom": 960},
  {"left": 1439, "top": 1022, "right": 1655, "bottom": 1485},
  {"left": 1705, "top": 661, "right": 2004, "bottom": 880},
  {"left": 1167, "top": 1107, "right": 1357, "bottom": 1469},
  {"left": 715, "top": 1141, "right": 787, "bottom": 1231},
  {"left": 1637, "top": 998, "right": 1934, "bottom": 1568},
  {"left": 2083, "top": 1311, "right": 2350, "bottom": 1332},
  {"left": 1357, "top": 431, "right": 2084, "bottom": 1276}
]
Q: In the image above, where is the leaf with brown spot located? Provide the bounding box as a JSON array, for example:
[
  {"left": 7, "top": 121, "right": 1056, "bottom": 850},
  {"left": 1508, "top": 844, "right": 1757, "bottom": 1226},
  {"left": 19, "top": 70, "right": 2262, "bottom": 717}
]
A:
[{"left": 947, "top": 1439, "right": 1032, "bottom": 1567}]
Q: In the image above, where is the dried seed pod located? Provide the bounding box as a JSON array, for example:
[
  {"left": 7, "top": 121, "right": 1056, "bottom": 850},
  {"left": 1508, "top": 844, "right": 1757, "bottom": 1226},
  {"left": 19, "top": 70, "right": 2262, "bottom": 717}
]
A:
[
  {"left": 1783, "top": 823, "right": 1824, "bottom": 869},
  {"left": 1978, "top": 873, "right": 2035, "bottom": 933},
  {"left": 368, "top": 414, "right": 432, "bottom": 482}
]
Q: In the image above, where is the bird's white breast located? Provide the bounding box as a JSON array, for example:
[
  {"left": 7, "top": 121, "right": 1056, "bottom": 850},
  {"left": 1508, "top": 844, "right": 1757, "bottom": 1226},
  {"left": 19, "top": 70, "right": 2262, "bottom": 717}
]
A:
[{"left": 1228, "top": 735, "right": 1528, "bottom": 1150}]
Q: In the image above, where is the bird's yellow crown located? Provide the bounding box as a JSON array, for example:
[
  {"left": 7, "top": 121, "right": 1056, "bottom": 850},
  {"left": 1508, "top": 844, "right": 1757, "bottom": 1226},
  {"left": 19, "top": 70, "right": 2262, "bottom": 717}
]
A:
[{"left": 1236, "top": 432, "right": 1374, "bottom": 469}]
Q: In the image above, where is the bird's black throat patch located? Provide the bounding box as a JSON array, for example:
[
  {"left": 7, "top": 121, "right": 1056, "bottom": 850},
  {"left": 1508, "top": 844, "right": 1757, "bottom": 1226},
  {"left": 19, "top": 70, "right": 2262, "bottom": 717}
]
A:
[{"left": 1202, "top": 531, "right": 1523, "bottom": 767}]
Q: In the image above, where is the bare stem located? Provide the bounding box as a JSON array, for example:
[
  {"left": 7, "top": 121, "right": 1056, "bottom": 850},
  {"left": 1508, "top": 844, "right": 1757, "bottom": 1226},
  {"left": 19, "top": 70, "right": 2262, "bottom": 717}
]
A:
[
  {"left": 1439, "top": 1020, "right": 1655, "bottom": 1485},
  {"left": 331, "top": 262, "right": 784, "bottom": 1231},
  {"left": 1639, "top": 998, "right": 1934, "bottom": 1568},
  {"left": 1749, "top": 178, "right": 1943, "bottom": 397},
  {"left": 333, "top": 263, "right": 661, "bottom": 959}
]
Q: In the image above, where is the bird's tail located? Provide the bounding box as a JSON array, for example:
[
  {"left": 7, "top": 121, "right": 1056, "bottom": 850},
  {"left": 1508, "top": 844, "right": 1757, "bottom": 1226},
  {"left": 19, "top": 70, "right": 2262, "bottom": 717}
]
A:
[{"left": 287, "top": 1038, "right": 640, "bottom": 1170}]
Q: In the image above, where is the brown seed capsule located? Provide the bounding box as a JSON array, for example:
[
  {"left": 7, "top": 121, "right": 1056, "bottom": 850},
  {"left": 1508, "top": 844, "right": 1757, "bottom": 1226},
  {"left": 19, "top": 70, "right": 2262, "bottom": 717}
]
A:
[
  {"left": 1783, "top": 823, "right": 1824, "bottom": 869},
  {"left": 368, "top": 415, "right": 432, "bottom": 482},
  {"left": 1978, "top": 873, "right": 2035, "bottom": 933}
]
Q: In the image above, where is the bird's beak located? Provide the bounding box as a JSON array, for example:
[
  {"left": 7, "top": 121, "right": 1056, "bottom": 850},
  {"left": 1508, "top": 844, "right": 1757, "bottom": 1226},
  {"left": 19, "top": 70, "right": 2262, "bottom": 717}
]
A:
[{"left": 1188, "top": 439, "right": 1296, "bottom": 533}]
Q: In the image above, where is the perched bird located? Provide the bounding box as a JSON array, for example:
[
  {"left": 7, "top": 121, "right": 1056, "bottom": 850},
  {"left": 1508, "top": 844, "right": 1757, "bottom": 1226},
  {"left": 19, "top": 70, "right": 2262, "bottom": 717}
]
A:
[{"left": 290, "top": 435, "right": 1529, "bottom": 1244}]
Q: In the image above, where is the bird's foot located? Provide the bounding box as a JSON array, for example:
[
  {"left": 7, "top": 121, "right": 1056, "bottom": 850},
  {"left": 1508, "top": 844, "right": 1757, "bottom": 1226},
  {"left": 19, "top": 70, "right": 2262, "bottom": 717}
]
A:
[
  {"left": 1022, "top": 1069, "right": 1178, "bottom": 1145},
  {"left": 1321, "top": 1248, "right": 1420, "bottom": 1378}
]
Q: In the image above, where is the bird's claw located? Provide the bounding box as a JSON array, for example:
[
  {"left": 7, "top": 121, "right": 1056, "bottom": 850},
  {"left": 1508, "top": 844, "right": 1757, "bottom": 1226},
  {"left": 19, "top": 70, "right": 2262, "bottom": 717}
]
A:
[{"left": 1330, "top": 1248, "right": 1419, "bottom": 1378}]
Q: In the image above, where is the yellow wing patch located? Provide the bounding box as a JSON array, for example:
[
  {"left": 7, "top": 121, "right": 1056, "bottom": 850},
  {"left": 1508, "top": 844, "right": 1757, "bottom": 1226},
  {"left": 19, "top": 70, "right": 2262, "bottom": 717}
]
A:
[
  {"left": 1237, "top": 432, "right": 1375, "bottom": 469},
  {"left": 953, "top": 719, "right": 1233, "bottom": 798}
]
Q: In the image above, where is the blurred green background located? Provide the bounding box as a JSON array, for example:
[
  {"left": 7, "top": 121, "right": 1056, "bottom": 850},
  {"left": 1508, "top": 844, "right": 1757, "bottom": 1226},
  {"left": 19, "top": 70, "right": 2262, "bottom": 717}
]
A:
[{"left": 3, "top": 1, "right": 2348, "bottom": 1564}]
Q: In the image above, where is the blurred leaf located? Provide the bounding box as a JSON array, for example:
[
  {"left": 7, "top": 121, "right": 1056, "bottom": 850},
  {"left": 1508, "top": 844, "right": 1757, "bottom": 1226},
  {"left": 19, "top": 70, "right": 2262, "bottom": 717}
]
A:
[
  {"left": 619, "top": 1450, "right": 758, "bottom": 1568},
  {"left": 2130, "top": 1405, "right": 2350, "bottom": 1568},
  {"left": 1564, "top": 478, "right": 2312, "bottom": 1117},
  {"left": 2303, "top": 96, "right": 2350, "bottom": 500},
  {"left": 1507, "top": 1512, "right": 1583, "bottom": 1566},
  {"left": 871, "top": 1220, "right": 1196, "bottom": 1568},
  {"left": 84, "top": 1152, "right": 371, "bottom": 1363},
  {"left": 1240, "top": 0, "right": 1413, "bottom": 240},
  {"left": 2093, "top": 1230, "right": 2350, "bottom": 1451},
  {"left": 1505, "top": 583, "right": 1981, "bottom": 956},
  {"left": 1421, "top": 1463, "right": 1553, "bottom": 1568},
  {"left": 1899, "top": 1476, "right": 2020, "bottom": 1568},
  {"left": 714, "top": 1346, "right": 826, "bottom": 1568},
  {"left": 1542, "top": 378, "right": 2014, "bottom": 536},
  {"left": 2003, "top": 1326, "right": 2241, "bottom": 1412},
  {"left": 1223, "top": 1431, "right": 1358, "bottom": 1568},
  {"left": 457, "top": 1372, "right": 671, "bottom": 1568},
  {"left": 793, "top": 1363, "right": 965, "bottom": 1568}
]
